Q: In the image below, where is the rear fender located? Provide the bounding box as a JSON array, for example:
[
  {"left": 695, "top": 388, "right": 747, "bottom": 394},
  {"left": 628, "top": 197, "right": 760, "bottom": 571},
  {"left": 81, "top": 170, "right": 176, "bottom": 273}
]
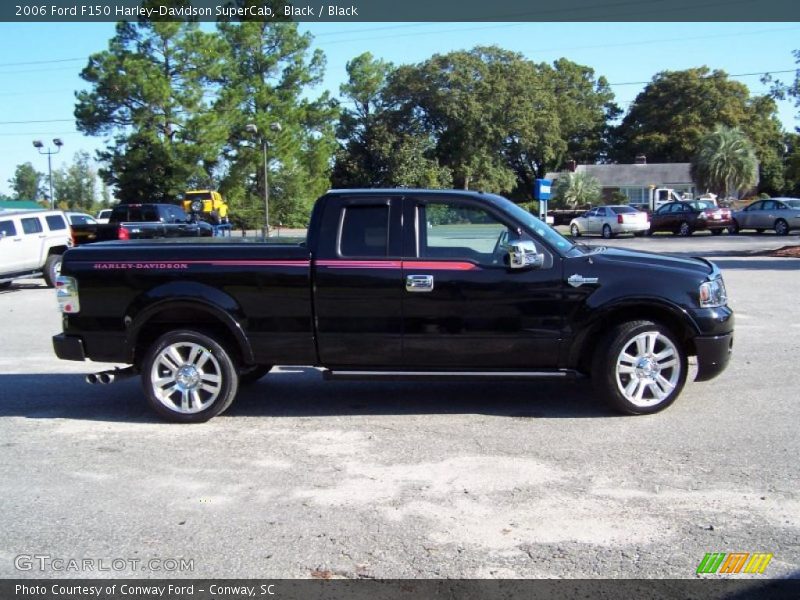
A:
[{"left": 125, "top": 281, "right": 253, "bottom": 364}]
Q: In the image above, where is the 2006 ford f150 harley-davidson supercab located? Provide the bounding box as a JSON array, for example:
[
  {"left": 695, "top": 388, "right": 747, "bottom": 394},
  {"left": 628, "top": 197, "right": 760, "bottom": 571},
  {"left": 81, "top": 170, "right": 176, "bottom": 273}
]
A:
[{"left": 52, "top": 190, "right": 733, "bottom": 422}]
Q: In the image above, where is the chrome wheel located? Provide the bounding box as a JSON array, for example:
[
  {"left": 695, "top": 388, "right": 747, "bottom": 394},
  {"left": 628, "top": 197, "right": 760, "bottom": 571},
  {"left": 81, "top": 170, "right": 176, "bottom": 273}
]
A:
[
  {"left": 570, "top": 224, "right": 580, "bottom": 237},
  {"left": 614, "top": 331, "right": 681, "bottom": 408},
  {"left": 150, "top": 342, "right": 223, "bottom": 414},
  {"left": 775, "top": 220, "right": 789, "bottom": 236}
]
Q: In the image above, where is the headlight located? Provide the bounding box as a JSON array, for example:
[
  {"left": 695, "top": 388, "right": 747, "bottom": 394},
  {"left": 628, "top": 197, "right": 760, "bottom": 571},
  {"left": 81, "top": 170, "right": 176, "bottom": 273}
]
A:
[{"left": 699, "top": 277, "right": 727, "bottom": 308}]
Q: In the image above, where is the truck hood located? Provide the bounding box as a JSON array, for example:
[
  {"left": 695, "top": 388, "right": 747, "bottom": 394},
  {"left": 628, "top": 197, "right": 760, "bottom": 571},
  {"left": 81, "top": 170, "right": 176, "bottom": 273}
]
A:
[{"left": 581, "top": 246, "right": 717, "bottom": 278}]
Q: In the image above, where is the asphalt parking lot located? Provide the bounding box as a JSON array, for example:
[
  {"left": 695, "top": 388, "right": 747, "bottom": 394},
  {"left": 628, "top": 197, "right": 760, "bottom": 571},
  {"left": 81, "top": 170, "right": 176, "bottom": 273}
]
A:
[{"left": 0, "top": 235, "right": 799, "bottom": 579}]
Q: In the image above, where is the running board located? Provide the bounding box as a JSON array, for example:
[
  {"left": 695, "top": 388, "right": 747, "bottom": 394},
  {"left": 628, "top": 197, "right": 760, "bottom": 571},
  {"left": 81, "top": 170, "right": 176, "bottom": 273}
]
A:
[{"left": 322, "top": 369, "right": 582, "bottom": 382}]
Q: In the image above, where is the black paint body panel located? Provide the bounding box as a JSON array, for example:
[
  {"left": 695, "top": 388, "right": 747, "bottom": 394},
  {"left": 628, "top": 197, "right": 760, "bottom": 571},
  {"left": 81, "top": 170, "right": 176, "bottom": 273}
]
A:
[{"left": 54, "top": 190, "right": 734, "bottom": 383}]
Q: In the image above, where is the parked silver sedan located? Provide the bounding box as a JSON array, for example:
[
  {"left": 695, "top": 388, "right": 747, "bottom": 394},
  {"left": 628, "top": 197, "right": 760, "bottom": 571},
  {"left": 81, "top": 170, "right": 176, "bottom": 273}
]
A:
[
  {"left": 731, "top": 198, "right": 800, "bottom": 235},
  {"left": 569, "top": 205, "right": 650, "bottom": 239}
]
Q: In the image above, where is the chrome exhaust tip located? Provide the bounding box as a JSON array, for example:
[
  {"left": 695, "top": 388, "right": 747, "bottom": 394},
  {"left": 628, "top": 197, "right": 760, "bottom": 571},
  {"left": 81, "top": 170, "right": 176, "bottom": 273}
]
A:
[{"left": 85, "top": 373, "right": 98, "bottom": 385}]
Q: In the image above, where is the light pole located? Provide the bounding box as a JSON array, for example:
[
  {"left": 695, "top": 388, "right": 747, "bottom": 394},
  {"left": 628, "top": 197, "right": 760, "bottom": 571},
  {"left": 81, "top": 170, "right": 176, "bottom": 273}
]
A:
[
  {"left": 245, "top": 122, "right": 281, "bottom": 237},
  {"left": 33, "top": 138, "right": 63, "bottom": 209}
]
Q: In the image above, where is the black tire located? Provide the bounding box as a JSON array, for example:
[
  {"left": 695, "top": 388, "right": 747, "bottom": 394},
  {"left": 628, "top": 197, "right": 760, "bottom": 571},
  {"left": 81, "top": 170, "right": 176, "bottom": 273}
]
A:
[
  {"left": 141, "top": 330, "right": 239, "bottom": 423},
  {"left": 0, "top": 281, "right": 11, "bottom": 290},
  {"left": 633, "top": 231, "right": 645, "bottom": 237},
  {"left": 43, "top": 254, "right": 61, "bottom": 288},
  {"left": 728, "top": 221, "right": 740, "bottom": 235},
  {"left": 710, "top": 229, "right": 723, "bottom": 236},
  {"left": 775, "top": 219, "right": 789, "bottom": 236},
  {"left": 677, "top": 222, "right": 691, "bottom": 237},
  {"left": 602, "top": 224, "right": 614, "bottom": 239},
  {"left": 755, "top": 228, "right": 764, "bottom": 234},
  {"left": 591, "top": 320, "right": 687, "bottom": 415},
  {"left": 570, "top": 224, "right": 581, "bottom": 238},
  {"left": 239, "top": 365, "right": 273, "bottom": 385},
  {"left": 646, "top": 228, "right": 654, "bottom": 236}
]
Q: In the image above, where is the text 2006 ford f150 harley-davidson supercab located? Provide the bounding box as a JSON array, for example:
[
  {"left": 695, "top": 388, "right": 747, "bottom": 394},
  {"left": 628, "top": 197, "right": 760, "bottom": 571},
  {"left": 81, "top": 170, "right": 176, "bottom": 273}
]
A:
[{"left": 52, "top": 189, "right": 733, "bottom": 422}]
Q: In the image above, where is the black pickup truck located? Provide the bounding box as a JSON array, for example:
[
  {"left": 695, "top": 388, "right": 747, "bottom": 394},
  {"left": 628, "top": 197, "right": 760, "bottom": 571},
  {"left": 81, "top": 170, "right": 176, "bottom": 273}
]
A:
[
  {"left": 70, "top": 203, "right": 213, "bottom": 245},
  {"left": 53, "top": 189, "right": 733, "bottom": 422}
]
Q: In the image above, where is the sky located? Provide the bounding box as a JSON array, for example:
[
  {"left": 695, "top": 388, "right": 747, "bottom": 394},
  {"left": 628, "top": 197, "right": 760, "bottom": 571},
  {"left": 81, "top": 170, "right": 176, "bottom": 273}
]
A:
[{"left": 0, "top": 21, "right": 798, "bottom": 198}]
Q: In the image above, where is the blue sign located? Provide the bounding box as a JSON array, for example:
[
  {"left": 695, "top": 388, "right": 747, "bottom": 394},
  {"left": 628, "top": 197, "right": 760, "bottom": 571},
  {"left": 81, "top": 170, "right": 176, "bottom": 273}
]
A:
[{"left": 534, "top": 178, "right": 552, "bottom": 201}]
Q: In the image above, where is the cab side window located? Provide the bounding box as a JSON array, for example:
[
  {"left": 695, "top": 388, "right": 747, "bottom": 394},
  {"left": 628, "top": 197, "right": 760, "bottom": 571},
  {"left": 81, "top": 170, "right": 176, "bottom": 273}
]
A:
[
  {"left": 0, "top": 220, "right": 16, "bottom": 236},
  {"left": 339, "top": 204, "right": 389, "bottom": 257},
  {"left": 45, "top": 215, "right": 67, "bottom": 231},
  {"left": 418, "top": 201, "right": 519, "bottom": 265},
  {"left": 21, "top": 217, "right": 43, "bottom": 234}
]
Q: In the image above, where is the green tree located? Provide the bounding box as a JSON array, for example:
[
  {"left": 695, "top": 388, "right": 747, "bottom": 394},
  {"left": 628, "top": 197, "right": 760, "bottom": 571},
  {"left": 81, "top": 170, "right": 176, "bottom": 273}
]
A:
[
  {"left": 691, "top": 126, "right": 758, "bottom": 199},
  {"left": 344, "top": 47, "right": 615, "bottom": 201},
  {"left": 214, "top": 22, "right": 338, "bottom": 229},
  {"left": 52, "top": 152, "right": 97, "bottom": 211},
  {"left": 332, "top": 52, "right": 451, "bottom": 188},
  {"left": 75, "top": 18, "right": 225, "bottom": 203},
  {"left": 8, "top": 162, "right": 44, "bottom": 200},
  {"left": 551, "top": 171, "right": 601, "bottom": 208},
  {"left": 611, "top": 67, "right": 784, "bottom": 193}
]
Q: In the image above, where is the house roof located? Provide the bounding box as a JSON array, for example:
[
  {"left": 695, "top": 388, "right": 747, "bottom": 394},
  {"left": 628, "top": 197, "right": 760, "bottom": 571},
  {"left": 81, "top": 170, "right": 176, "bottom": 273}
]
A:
[
  {"left": 0, "top": 200, "right": 41, "bottom": 210},
  {"left": 545, "top": 163, "right": 693, "bottom": 188}
]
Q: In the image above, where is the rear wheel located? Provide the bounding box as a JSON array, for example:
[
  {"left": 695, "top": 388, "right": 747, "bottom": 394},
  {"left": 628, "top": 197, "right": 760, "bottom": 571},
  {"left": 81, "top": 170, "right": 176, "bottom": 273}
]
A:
[
  {"left": 592, "top": 321, "right": 687, "bottom": 415},
  {"left": 775, "top": 219, "right": 789, "bottom": 236},
  {"left": 570, "top": 224, "right": 581, "bottom": 238},
  {"left": 43, "top": 254, "right": 61, "bottom": 287},
  {"left": 602, "top": 224, "right": 614, "bottom": 239},
  {"left": 141, "top": 330, "right": 239, "bottom": 423}
]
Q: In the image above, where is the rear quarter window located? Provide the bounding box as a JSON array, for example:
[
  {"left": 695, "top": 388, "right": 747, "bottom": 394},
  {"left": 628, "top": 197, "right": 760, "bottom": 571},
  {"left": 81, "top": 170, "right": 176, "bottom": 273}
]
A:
[
  {"left": 339, "top": 205, "right": 389, "bottom": 257},
  {"left": 45, "top": 215, "right": 67, "bottom": 230}
]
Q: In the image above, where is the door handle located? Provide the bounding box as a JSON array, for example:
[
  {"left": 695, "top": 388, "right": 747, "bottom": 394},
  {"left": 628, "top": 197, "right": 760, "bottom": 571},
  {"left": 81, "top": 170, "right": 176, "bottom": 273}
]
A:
[{"left": 406, "top": 274, "right": 434, "bottom": 292}]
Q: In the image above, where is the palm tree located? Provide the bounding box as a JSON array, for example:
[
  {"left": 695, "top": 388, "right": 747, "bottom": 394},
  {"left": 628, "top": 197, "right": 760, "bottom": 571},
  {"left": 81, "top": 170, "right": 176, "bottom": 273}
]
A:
[
  {"left": 691, "top": 126, "right": 758, "bottom": 200},
  {"left": 552, "top": 171, "right": 601, "bottom": 208}
]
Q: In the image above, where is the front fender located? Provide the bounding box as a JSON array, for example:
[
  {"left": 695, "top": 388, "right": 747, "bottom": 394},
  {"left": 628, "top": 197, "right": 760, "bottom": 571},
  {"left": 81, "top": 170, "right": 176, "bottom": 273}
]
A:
[{"left": 124, "top": 281, "right": 253, "bottom": 364}]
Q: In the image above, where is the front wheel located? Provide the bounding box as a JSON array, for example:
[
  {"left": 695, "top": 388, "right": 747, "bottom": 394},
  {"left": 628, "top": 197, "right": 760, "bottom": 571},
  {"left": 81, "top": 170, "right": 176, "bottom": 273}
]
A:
[
  {"left": 602, "top": 224, "right": 614, "bottom": 239},
  {"left": 570, "top": 224, "right": 581, "bottom": 238},
  {"left": 677, "top": 222, "right": 691, "bottom": 237},
  {"left": 728, "top": 221, "right": 740, "bottom": 235},
  {"left": 775, "top": 219, "right": 789, "bottom": 236},
  {"left": 141, "top": 330, "right": 239, "bottom": 423},
  {"left": 592, "top": 321, "right": 687, "bottom": 415}
]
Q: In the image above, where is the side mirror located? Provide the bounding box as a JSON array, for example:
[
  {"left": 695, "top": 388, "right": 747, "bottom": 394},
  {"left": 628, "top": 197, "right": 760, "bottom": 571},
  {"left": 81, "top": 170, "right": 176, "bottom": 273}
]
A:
[
  {"left": 0, "top": 231, "right": 6, "bottom": 240},
  {"left": 508, "top": 240, "right": 544, "bottom": 270}
]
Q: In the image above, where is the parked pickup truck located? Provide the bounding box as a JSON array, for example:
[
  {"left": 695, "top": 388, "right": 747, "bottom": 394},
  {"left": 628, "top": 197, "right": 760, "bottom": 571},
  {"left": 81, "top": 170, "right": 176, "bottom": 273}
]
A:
[
  {"left": 70, "top": 203, "right": 213, "bottom": 245},
  {"left": 52, "top": 189, "right": 734, "bottom": 422}
]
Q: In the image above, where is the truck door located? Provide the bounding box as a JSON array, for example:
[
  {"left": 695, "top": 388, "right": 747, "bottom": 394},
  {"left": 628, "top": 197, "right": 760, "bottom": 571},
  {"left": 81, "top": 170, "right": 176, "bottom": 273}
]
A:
[
  {"left": 312, "top": 194, "right": 404, "bottom": 367},
  {"left": 19, "top": 216, "right": 46, "bottom": 270},
  {"left": 0, "top": 218, "right": 27, "bottom": 273},
  {"left": 400, "top": 196, "right": 563, "bottom": 369}
]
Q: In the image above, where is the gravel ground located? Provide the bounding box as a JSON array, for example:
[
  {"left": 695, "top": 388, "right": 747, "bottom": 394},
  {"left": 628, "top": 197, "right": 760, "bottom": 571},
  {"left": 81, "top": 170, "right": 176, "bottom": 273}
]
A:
[{"left": 0, "top": 252, "right": 798, "bottom": 580}]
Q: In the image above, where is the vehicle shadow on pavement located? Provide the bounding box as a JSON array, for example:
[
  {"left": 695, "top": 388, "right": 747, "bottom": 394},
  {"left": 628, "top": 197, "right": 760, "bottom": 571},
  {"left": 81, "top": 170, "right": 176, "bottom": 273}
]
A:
[{"left": 0, "top": 370, "right": 614, "bottom": 423}]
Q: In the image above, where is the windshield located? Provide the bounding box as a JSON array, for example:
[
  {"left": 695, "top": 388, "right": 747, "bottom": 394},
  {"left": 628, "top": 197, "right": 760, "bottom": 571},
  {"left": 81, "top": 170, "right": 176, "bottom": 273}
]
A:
[
  {"left": 782, "top": 199, "right": 800, "bottom": 209},
  {"left": 489, "top": 195, "right": 575, "bottom": 253}
]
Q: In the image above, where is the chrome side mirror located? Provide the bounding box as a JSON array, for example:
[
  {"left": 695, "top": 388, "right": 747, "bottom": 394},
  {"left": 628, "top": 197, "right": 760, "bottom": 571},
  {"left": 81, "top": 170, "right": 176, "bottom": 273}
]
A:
[{"left": 508, "top": 240, "right": 544, "bottom": 269}]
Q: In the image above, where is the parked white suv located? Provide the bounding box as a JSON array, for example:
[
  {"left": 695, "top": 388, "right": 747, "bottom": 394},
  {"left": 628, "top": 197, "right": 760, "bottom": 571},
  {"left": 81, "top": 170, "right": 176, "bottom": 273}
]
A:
[{"left": 0, "top": 210, "right": 72, "bottom": 289}]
